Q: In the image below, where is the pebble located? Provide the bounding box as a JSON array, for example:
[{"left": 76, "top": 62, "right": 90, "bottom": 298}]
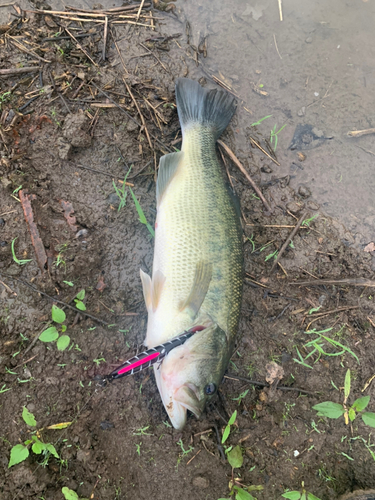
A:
[
  {"left": 305, "top": 37, "right": 313, "bottom": 43},
  {"left": 0, "top": 218, "right": 5, "bottom": 227},
  {"left": 307, "top": 201, "right": 320, "bottom": 210},
  {"left": 192, "top": 476, "right": 210, "bottom": 489},
  {"left": 298, "top": 186, "right": 311, "bottom": 198},
  {"left": 106, "top": 192, "right": 121, "bottom": 209},
  {"left": 297, "top": 107, "right": 306, "bottom": 117},
  {"left": 76, "top": 229, "right": 88, "bottom": 239},
  {"left": 286, "top": 201, "right": 304, "bottom": 214},
  {"left": 261, "top": 165, "right": 273, "bottom": 173}
]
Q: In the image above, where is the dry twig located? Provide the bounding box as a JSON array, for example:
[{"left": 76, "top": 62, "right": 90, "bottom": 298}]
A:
[
  {"left": 218, "top": 140, "right": 272, "bottom": 212},
  {"left": 270, "top": 212, "right": 307, "bottom": 272}
]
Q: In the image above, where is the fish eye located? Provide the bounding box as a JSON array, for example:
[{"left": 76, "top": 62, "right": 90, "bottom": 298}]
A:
[{"left": 204, "top": 383, "right": 217, "bottom": 395}]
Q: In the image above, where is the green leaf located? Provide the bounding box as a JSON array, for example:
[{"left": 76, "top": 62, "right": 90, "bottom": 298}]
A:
[
  {"left": 362, "top": 412, "right": 375, "bottom": 428},
  {"left": 22, "top": 406, "right": 36, "bottom": 427},
  {"left": 234, "top": 486, "right": 255, "bottom": 500},
  {"left": 282, "top": 493, "right": 301, "bottom": 500},
  {"left": 227, "top": 445, "right": 243, "bottom": 469},
  {"left": 344, "top": 369, "right": 351, "bottom": 400},
  {"left": 349, "top": 408, "right": 356, "bottom": 422},
  {"left": 62, "top": 487, "right": 79, "bottom": 500},
  {"left": 222, "top": 425, "right": 230, "bottom": 444},
  {"left": 45, "top": 443, "right": 59, "bottom": 458},
  {"left": 51, "top": 305, "right": 66, "bottom": 324},
  {"left": 228, "top": 410, "right": 237, "bottom": 426},
  {"left": 76, "top": 289, "right": 85, "bottom": 300},
  {"left": 352, "top": 396, "right": 370, "bottom": 412},
  {"left": 312, "top": 402, "right": 345, "bottom": 419},
  {"left": 307, "top": 493, "right": 322, "bottom": 500},
  {"left": 39, "top": 326, "right": 59, "bottom": 342},
  {"left": 8, "top": 444, "right": 29, "bottom": 468},
  {"left": 301, "top": 494, "right": 306, "bottom": 500},
  {"left": 61, "top": 324, "right": 67, "bottom": 333},
  {"left": 57, "top": 335, "right": 70, "bottom": 351},
  {"left": 75, "top": 300, "right": 86, "bottom": 311},
  {"left": 63, "top": 281, "right": 74, "bottom": 286},
  {"left": 32, "top": 440, "right": 45, "bottom": 454}
]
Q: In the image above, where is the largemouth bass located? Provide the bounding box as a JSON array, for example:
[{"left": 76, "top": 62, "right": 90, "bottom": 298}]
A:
[{"left": 140, "top": 78, "right": 243, "bottom": 430}]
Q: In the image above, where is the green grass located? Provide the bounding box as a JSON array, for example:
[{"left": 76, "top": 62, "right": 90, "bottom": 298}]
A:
[{"left": 129, "top": 187, "right": 155, "bottom": 238}]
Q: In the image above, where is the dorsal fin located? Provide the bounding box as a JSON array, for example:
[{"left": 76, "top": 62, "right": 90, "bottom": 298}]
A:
[
  {"left": 180, "top": 261, "right": 212, "bottom": 318},
  {"left": 156, "top": 152, "right": 184, "bottom": 206}
]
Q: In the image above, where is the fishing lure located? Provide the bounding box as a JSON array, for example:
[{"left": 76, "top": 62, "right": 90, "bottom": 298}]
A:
[{"left": 106, "top": 325, "right": 206, "bottom": 383}]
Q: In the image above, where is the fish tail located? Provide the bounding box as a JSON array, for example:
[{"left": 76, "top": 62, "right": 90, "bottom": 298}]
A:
[{"left": 175, "top": 78, "right": 237, "bottom": 140}]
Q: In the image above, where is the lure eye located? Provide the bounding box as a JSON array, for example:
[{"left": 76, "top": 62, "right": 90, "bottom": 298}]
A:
[{"left": 204, "top": 383, "right": 217, "bottom": 396}]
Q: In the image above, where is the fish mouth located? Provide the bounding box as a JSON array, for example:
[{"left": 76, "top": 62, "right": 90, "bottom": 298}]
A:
[{"left": 153, "top": 366, "right": 203, "bottom": 430}]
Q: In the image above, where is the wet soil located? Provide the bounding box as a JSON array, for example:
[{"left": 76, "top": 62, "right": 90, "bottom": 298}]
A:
[{"left": 1, "top": 3, "right": 375, "bottom": 500}]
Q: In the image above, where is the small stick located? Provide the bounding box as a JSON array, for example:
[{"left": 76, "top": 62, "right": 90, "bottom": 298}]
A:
[
  {"left": 368, "top": 317, "right": 375, "bottom": 328},
  {"left": 225, "top": 374, "right": 316, "bottom": 395},
  {"left": 7, "top": 35, "right": 51, "bottom": 63},
  {"left": 139, "top": 42, "right": 169, "bottom": 73},
  {"left": 122, "top": 77, "right": 153, "bottom": 149},
  {"left": 0, "top": 274, "right": 109, "bottom": 325},
  {"left": 218, "top": 140, "right": 272, "bottom": 213},
  {"left": 270, "top": 212, "right": 306, "bottom": 273},
  {"left": 0, "top": 280, "right": 17, "bottom": 295},
  {"left": 136, "top": 0, "right": 146, "bottom": 21},
  {"left": 102, "top": 16, "right": 108, "bottom": 61},
  {"left": 0, "top": 66, "right": 40, "bottom": 76},
  {"left": 19, "top": 190, "right": 48, "bottom": 271},
  {"left": 290, "top": 278, "right": 375, "bottom": 288},
  {"left": 347, "top": 128, "right": 375, "bottom": 138},
  {"left": 89, "top": 80, "right": 171, "bottom": 153},
  {"left": 308, "top": 305, "right": 359, "bottom": 318},
  {"left": 273, "top": 33, "right": 282, "bottom": 59},
  {"left": 246, "top": 223, "right": 308, "bottom": 229},
  {"left": 75, "top": 163, "right": 133, "bottom": 185},
  {"left": 278, "top": 0, "right": 283, "bottom": 21},
  {"left": 66, "top": 4, "right": 151, "bottom": 13},
  {"left": 14, "top": 354, "right": 38, "bottom": 368},
  {"left": 65, "top": 28, "right": 98, "bottom": 66},
  {"left": 186, "top": 449, "right": 201, "bottom": 465},
  {"left": 249, "top": 136, "right": 280, "bottom": 166}
]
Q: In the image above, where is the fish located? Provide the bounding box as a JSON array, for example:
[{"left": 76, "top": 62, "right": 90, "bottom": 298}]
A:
[{"left": 140, "top": 78, "right": 243, "bottom": 430}]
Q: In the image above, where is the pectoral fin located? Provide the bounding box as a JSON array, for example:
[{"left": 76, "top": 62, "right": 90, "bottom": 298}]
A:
[{"left": 180, "top": 261, "right": 212, "bottom": 318}]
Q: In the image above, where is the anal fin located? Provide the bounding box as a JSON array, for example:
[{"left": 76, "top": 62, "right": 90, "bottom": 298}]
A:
[{"left": 180, "top": 261, "right": 212, "bottom": 318}]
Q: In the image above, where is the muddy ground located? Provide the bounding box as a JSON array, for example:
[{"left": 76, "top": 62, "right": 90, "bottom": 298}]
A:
[{"left": 1, "top": 3, "right": 375, "bottom": 500}]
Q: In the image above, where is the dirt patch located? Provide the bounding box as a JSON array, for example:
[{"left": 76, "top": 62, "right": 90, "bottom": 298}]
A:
[{"left": 1, "top": 4, "right": 375, "bottom": 500}]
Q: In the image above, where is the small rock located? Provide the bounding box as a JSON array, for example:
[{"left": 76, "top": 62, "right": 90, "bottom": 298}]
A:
[
  {"left": 286, "top": 201, "right": 304, "bottom": 214},
  {"left": 0, "top": 218, "right": 5, "bottom": 227},
  {"left": 297, "top": 152, "right": 306, "bottom": 161},
  {"left": 298, "top": 185, "right": 311, "bottom": 198},
  {"left": 62, "top": 112, "right": 92, "bottom": 148},
  {"left": 192, "top": 476, "right": 210, "bottom": 489},
  {"left": 307, "top": 201, "right": 319, "bottom": 210},
  {"left": 1, "top": 176, "right": 11, "bottom": 188},
  {"left": 100, "top": 420, "right": 114, "bottom": 431},
  {"left": 27, "top": 403, "right": 36, "bottom": 412},
  {"left": 76, "top": 229, "right": 88, "bottom": 239},
  {"left": 297, "top": 107, "right": 306, "bottom": 117},
  {"left": 5, "top": 263, "right": 22, "bottom": 276},
  {"left": 305, "top": 37, "right": 313, "bottom": 43},
  {"left": 106, "top": 192, "right": 121, "bottom": 209},
  {"left": 126, "top": 119, "right": 139, "bottom": 133},
  {"left": 57, "top": 137, "right": 72, "bottom": 160},
  {"left": 261, "top": 165, "right": 273, "bottom": 173}
]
